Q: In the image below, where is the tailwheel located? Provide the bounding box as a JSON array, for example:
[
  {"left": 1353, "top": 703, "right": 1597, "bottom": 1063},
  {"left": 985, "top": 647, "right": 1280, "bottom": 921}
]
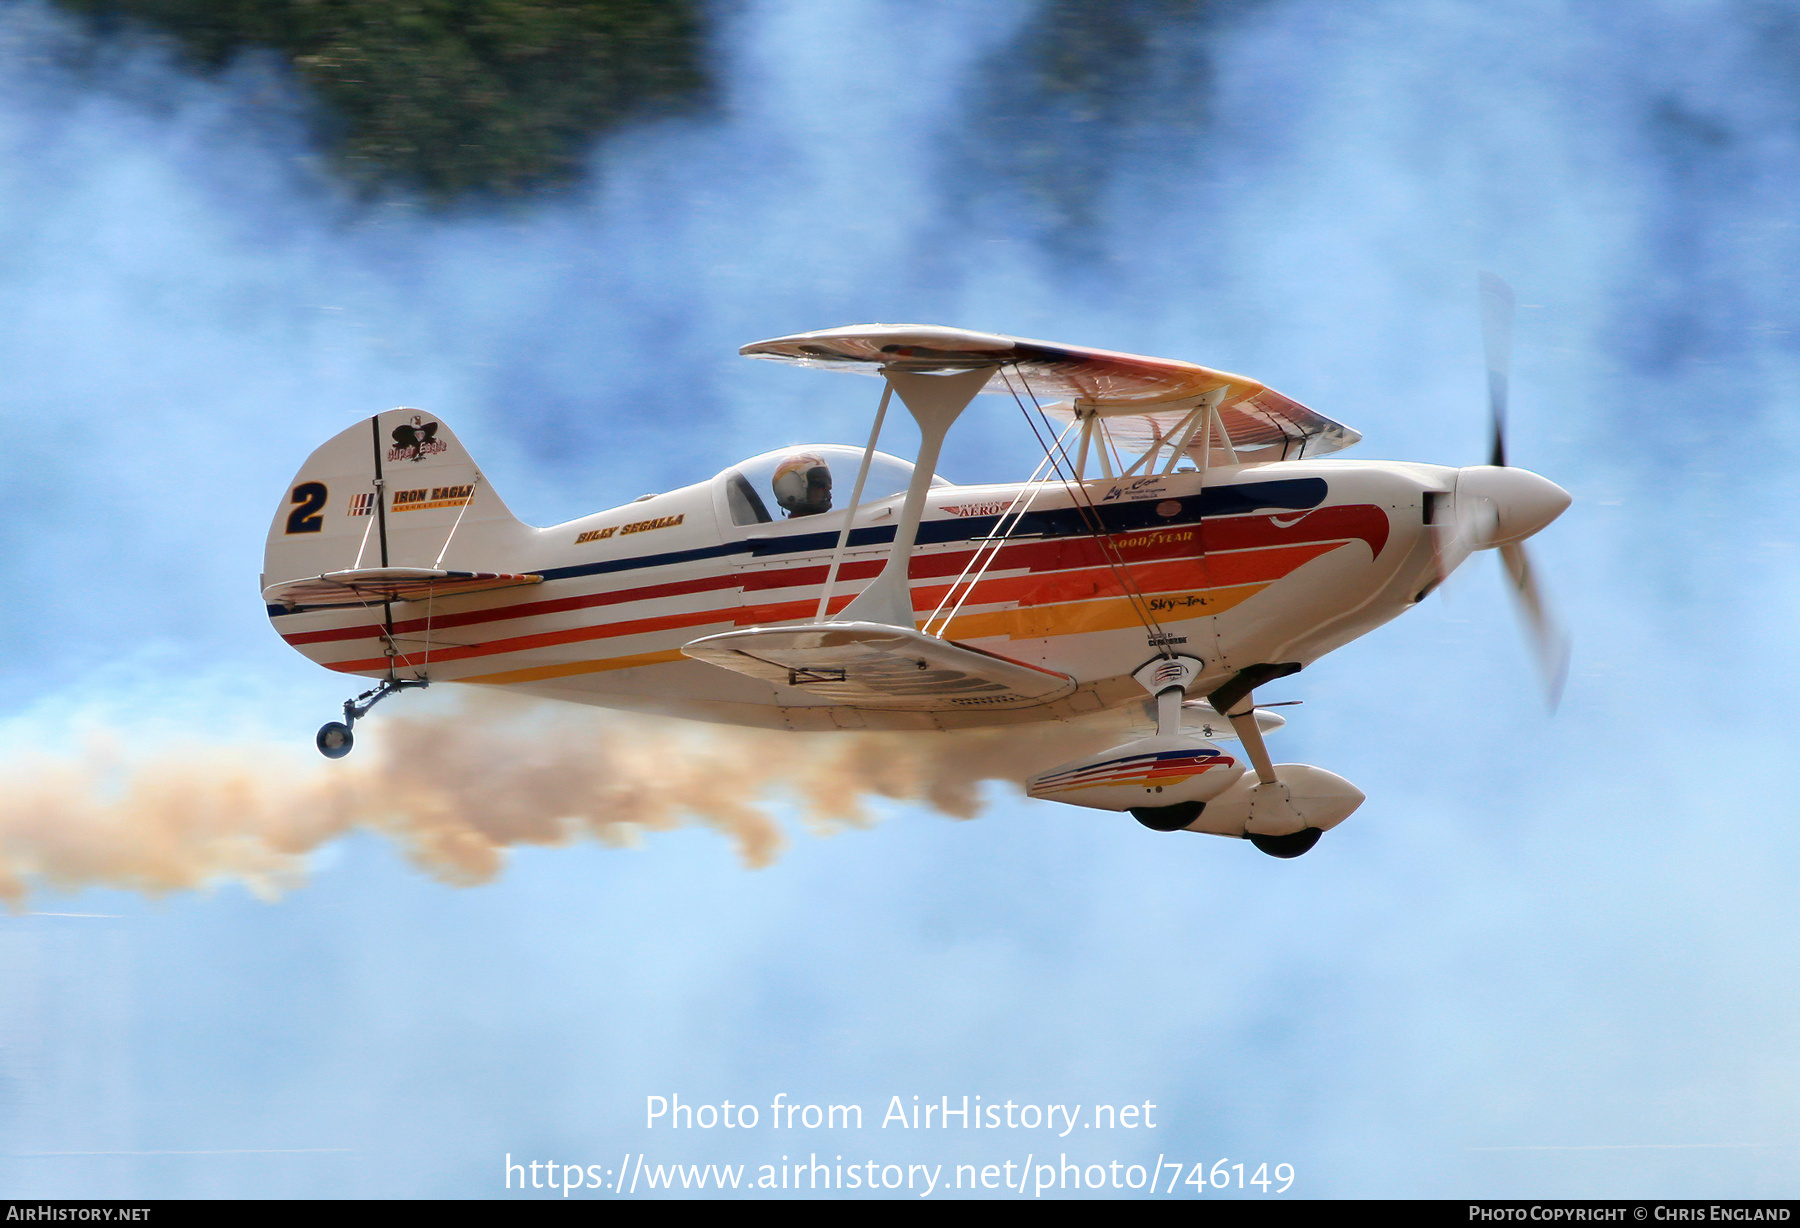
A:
[
  {"left": 315, "top": 721, "right": 354, "bottom": 759},
  {"left": 314, "top": 676, "right": 429, "bottom": 758},
  {"left": 1247, "top": 828, "right": 1323, "bottom": 858},
  {"left": 1129, "top": 801, "right": 1204, "bottom": 832}
]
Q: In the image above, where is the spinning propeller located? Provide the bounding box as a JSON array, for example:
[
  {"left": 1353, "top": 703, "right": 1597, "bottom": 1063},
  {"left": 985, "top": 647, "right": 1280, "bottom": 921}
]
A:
[{"left": 1434, "top": 273, "right": 1571, "bottom": 707}]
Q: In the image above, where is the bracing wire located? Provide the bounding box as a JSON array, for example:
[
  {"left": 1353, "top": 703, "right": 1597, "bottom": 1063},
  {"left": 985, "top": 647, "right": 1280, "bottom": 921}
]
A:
[
  {"left": 1000, "top": 368, "right": 1174, "bottom": 653},
  {"left": 431, "top": 473, "right": 483, "bottom": 569},
  {"left": 921, "top": 419, "right": 1076, "bottom": 638},
  {"left": 420, "top": 587, "right": 435, "bottom": 676},
  {"left": 351, "top": 500, "right": 377, "bottom": 569}
]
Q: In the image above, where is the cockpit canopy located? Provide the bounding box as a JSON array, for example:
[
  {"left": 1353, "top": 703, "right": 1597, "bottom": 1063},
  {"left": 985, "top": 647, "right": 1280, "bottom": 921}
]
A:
[{"left": 717, "top": 444, "right": 949, "bottom": 526}]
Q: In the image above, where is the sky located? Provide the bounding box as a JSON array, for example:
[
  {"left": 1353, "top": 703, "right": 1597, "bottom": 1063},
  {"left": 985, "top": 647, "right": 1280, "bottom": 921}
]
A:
[{"left": 1, "top": 0, "right": 1798, "bottom": 1200}]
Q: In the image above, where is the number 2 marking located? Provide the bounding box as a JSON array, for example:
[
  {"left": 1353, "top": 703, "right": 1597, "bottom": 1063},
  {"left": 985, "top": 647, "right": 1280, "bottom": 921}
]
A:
[{"left": 287, "top": 481, "right": 328, "bottom": 534}]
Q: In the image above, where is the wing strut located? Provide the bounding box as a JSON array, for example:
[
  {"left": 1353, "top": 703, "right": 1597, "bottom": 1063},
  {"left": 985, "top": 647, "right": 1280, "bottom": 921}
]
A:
[
  {"left": 1208, "top": 664, "right": 1303, "bottom": 785},
  {"left": 1156, "top": 388, "right": 1228, "bottom": 476},
  {"left": 815, "top": 382, "right": 893, "bottom": 619},
  {"left": 834, "top": 365, "right": 996, "bottom": 629}
]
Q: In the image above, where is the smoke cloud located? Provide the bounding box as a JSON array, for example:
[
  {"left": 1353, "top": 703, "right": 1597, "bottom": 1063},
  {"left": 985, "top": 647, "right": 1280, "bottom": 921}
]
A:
[{"left": 0, "top": 695, "right": 1127, "bottom": 908}]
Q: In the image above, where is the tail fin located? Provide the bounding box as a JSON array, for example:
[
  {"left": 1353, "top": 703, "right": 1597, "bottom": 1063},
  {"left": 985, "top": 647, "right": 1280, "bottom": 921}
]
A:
[{"left": 262, "top": 409, "right": 532, "bottom": 598}]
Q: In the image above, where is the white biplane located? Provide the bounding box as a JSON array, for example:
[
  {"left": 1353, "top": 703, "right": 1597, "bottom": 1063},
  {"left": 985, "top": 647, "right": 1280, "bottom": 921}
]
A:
[{"left": 262, "top": 289, "right": 1567, "bottom": 857}]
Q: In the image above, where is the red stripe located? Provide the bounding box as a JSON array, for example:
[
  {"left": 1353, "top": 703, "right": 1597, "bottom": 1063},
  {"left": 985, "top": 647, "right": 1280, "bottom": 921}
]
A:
[
  {"left": 281, "top": 571, "right": 743, "bottom": 646},
  {"left": 1042, "top": 754, "right": 1231, "bottom": 786},
  {"left": 328, "top": 539, "right": 1344, "bottom": 673},
  {"left": 1206, "top": 504, "right": 1387, "bottom": 558},
  {"left": 741, "top": 559, "right": 882, "bottom": 592},
  {"left": 286, "top": 507, "right": 1387, "bottom": 658}
]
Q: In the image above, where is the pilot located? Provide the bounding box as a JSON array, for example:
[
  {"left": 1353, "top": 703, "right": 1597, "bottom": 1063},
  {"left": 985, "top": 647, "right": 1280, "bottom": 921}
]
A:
[{"left": 771, "top": 452, "right": 833, "bottom": 517}]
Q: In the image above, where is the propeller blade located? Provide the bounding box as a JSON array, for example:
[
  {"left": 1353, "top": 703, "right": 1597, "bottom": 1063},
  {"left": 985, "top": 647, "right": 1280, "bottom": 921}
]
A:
[
  {"left": 1479, "top": 271, "right": 1514, "bottom": 469},
  {"left": 1499, "top": 540, "right": 1569, "bottom": 710},
  {"left": 1473, "top": 276, "right": 1567, "bottom": 708}
]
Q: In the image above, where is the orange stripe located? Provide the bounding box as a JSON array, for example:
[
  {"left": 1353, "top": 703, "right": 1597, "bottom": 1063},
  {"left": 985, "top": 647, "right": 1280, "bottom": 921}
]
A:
[
  {"left": 458, "top": 649, "right": 689, "bottom": 685},
  {"left": 737, "top": 543, "right": 1338, "bottom": 629},
  {"left": 319, "top": 535, "right": 1356, "bottom": 672},
  {"left": 404, "top": 585, "right": 1274, "bottom": 689},
  {"left": 284, "top": 506, "right": 1383, "bottom": 651},
  {"left": 925, "top": 541, "right": 1339, "bottom": 613}
]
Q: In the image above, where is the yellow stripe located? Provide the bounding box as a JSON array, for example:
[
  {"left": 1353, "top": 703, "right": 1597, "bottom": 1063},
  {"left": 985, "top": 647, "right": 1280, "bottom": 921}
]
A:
[
  {"left": 940, "top": 583, "right": 1266, "bottom": 641},
  {"left": 459, "top": 648, "right": 688, "bottom": 685}
]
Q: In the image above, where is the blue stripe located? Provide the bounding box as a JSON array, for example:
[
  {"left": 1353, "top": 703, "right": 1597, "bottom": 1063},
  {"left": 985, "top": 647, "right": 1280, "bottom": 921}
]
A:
[
  {"left": 267, "top": 477, "right": 1328, "bottom": 617},
  {"left": 706, "top": 477, "right": 1329, "bottom": 566},
  {"left": 534, "top": 539, "right": 754, "bottom": 583}
]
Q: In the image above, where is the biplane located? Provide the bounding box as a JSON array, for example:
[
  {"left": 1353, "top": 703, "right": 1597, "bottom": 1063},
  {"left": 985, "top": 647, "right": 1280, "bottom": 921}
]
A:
[{"left": 262, "top": 292, "right": 1567, "bottom": 857}]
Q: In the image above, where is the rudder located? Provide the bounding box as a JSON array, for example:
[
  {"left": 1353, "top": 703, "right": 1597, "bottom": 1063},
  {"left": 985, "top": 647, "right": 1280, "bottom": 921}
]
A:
[{"left": 262, "top": 408, "right": 531, "bottom": 597}]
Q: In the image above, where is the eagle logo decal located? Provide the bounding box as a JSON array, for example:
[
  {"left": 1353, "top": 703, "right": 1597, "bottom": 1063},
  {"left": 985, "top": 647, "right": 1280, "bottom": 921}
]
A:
[{"left": 387, "top": 414, "right": 448, "bottom": 463}]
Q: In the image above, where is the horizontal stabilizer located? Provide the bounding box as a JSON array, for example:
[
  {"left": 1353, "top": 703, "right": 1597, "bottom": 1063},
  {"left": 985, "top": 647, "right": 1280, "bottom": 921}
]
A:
[
  {"left": 264, "top": 568, "right": 542, "bottom": 610},
  {"left": 681, "top": 621, "right": 1076, "bottom": 711}
]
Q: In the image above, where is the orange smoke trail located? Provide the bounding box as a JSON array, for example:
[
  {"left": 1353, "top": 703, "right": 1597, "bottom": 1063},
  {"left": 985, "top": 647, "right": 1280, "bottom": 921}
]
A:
[{"left": 0, "top": 696, "right": 1127, "bottom": 908}]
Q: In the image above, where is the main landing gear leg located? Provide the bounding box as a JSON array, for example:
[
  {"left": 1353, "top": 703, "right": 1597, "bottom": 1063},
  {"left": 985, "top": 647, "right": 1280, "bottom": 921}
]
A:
[
  {"left": 1126, "top": 654, "right": 1208, "bottom": 833},
  {"left": 316, "top": 677, "right": 430, "bottom": 759}
]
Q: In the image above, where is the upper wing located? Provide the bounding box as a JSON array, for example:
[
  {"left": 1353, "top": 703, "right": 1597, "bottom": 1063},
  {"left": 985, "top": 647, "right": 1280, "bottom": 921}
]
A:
[
  {"left": 681, "top": 621, "right": 1077, "bottom": 711},
  {"left": 263, "top": 567, "right": 542, "bottom": 611},
  {"left": 740, "top": 323, "right": 1360, "bottom": 460}
]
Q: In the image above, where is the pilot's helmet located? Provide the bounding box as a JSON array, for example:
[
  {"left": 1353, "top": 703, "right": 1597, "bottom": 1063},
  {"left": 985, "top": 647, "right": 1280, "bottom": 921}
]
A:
[{"left": 772, "top": 452, "right": 832, "bottom": 517}]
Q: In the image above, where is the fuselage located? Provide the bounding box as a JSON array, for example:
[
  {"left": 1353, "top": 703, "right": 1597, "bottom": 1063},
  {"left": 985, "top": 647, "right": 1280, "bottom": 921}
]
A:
[{"left": 267, "top": 446, "right": 1457, "bottom": 732}]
